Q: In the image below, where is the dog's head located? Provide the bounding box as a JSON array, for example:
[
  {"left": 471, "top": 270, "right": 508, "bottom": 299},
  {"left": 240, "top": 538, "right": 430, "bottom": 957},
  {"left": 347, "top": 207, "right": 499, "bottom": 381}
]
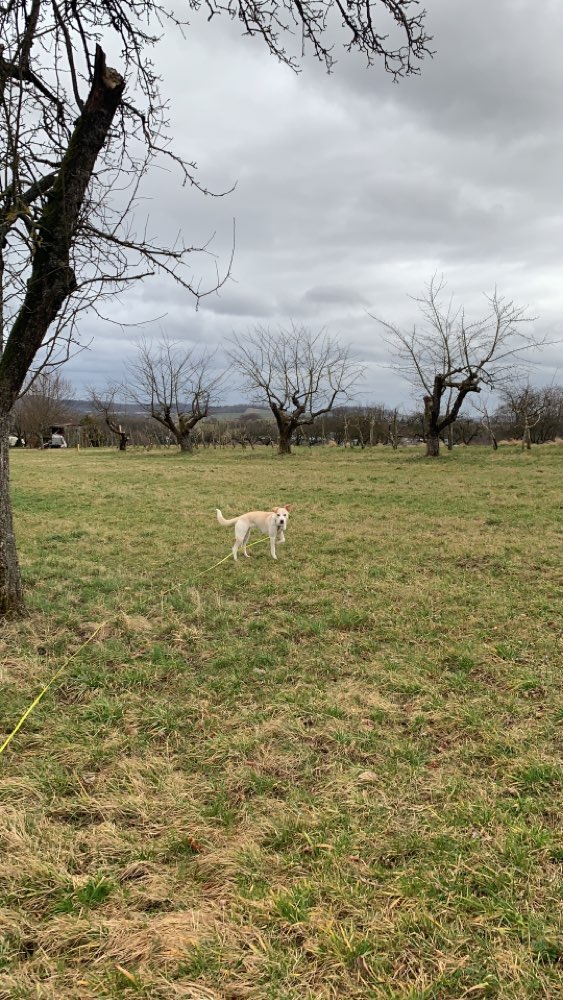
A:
[{"left": 272, "top": 504, "right": 292, "bottom": 529}]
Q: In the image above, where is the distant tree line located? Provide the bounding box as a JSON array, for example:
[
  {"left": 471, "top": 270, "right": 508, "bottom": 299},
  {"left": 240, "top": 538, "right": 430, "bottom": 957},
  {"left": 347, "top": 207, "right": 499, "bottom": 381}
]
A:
[
  {"left": 10, "top": 273, "right": 552, "bottom": 460},
  {"left": 10, "top": 371, "right": 563, "bottom": 453}
]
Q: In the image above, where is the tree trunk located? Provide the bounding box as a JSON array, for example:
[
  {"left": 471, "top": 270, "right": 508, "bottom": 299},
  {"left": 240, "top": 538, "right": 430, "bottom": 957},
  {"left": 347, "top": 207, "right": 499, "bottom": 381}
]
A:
[
  {"left": 482, "top": 414, "right": 498, "bottom": 450},
  {"left": 272, "top": 408, "right": 293, "bottom": 454},
  {"left": 278, "top": 430, "right": 292, "bottom": 455},
  {"left": 0, "top": 48, "right": 125, "bottom": 414},
  {"left": 424, "top": 393, "right": 441, "bottom": 457},
  {"left": 0, "top": 414, "right": 25, "bottom": 616},
  {"left": 0, "top": 47, "right": 125, "bottom": 619},
  {"left": 426, "top": 432, "right": 440, "bottom": 457},
  {"left": 390, "top": 409, "right": 398, "bottom": 450},
  {"left": 179, "top": 432, "right": 193, "bottom": 453}
]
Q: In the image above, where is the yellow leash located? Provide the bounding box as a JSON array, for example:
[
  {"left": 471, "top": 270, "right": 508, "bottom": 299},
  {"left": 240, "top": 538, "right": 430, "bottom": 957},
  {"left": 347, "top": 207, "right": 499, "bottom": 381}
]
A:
[
  {"left": 0, "top": 536, "right": 269, "bottom": 758},
  {"left": 194, "top": 535, "right": 268, "bottom": 578},
  {"left": 0, "top": 621, "right": 109, "bottom": 757}
]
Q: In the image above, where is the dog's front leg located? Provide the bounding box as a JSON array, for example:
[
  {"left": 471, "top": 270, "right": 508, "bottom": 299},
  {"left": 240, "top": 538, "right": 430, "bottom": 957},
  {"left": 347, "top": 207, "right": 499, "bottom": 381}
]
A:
[
  {"left": 269, "top": 533, "right": 278, "bottom": 559},
  {"left": 277, "top": 530, "right": 286, "bottom": 544}
]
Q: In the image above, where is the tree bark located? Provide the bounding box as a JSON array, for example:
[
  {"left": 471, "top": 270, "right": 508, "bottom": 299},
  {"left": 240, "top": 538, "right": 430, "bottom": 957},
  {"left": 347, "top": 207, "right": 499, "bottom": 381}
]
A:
[{"left": 0, "top": 417, "right": 25, "bottom": 616}]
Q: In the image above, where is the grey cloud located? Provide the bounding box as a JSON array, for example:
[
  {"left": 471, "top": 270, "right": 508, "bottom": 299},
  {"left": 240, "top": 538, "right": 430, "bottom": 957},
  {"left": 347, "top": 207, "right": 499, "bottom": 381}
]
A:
[
  {"left": 302, "top": 285, "right": 369, "bottom": 307},
  {"left": 200, "top": 289, "right": 275, "bottom": 317}
]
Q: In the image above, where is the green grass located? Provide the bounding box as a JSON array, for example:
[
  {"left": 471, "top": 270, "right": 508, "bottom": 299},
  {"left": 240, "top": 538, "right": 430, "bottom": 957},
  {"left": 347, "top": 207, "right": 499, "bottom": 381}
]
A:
[{"left": 1, "top": 443, "right": 562, "bottom": 999}]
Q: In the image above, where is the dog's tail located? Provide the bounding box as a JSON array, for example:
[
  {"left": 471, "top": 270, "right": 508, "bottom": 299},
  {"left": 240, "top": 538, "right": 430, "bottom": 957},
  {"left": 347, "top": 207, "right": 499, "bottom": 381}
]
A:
[{"left": 216, "top": 508, "right": 238, "bottom": 527}]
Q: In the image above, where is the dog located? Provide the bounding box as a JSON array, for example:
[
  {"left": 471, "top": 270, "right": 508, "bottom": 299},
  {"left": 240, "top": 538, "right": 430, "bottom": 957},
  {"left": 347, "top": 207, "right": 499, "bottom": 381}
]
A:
[{"left": 216, "top": 505, "right": 292, "bottom": 561}]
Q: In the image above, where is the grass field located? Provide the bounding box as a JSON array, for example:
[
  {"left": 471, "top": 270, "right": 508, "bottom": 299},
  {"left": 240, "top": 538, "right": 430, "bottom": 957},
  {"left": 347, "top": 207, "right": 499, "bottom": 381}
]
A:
[{"left": 1, "top": 444, "right": 562, "bottom": 999}]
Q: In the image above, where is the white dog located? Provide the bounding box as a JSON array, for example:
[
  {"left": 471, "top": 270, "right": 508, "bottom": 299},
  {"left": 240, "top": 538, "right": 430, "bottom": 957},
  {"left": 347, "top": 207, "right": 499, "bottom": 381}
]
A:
[{"left": 216, "top": 505, "right": 292, "bottom": 561}]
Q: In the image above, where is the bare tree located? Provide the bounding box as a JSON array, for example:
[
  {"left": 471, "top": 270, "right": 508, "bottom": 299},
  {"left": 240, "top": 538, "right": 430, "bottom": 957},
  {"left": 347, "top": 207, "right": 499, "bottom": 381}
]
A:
[
  {"left": 228, "top": 324, "right": 364, "bottom": 454},
  {"left": 126, "top": 338, "right": 222, "bottom": 452},
  {"left": 0, "top": 0, "right": 432, "bottom": 615},
  {"left": 348, "top": 403, "right": 399, "bottom": 447},
  {"left": 529, "top": 386, "right": 563, "bottom": 443},
  {"left": 451, "top": 415, "right": 480, "bottom": 446},
  {"left": 89, "top": 385, "right": 130, "bottom": 451},
  {"left": 500, "top": 383, "right": 547, "bottom": 451},
  {"left": 375, "top": 275, "right": 540, "bottom": 457},
  {"left": 479, "top": 405, "right": 499, "bottom": 451},
  {"left": 12, "top": 372, "right": 74, "bottom": 447}
]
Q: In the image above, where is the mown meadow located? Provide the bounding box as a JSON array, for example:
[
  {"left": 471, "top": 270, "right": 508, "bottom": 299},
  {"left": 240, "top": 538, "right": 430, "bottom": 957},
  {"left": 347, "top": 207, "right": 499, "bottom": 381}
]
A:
[{"left": 1, "top": 444, "right": 562, "bottom": 998}]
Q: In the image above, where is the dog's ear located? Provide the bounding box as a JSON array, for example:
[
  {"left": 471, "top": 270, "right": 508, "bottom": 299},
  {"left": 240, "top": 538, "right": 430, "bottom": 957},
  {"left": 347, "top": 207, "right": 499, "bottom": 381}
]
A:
[{"left": 283, "top": 503, "right": 293, "bottom": 511}]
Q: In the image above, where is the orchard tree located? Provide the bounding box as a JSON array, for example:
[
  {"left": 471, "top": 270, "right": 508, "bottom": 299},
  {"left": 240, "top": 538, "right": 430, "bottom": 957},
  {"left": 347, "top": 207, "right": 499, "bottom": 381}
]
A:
[
  {"left": 375, "top": 275, "right": 540, "bottom": 457},
  {"left": 126, "top": 338, "right": 222, "bottom": 452},
  {"left": 0, "top": 0, "right": 432, "bottom": 615},
  {"left": 89, "top": 386, "right": 131, "bottom": 450},
  {"left": 497, "top": 382, "right": 562, "bottom": 450},
  {"left": 228, "top": 324, "right": 364, "bottom": 454}
]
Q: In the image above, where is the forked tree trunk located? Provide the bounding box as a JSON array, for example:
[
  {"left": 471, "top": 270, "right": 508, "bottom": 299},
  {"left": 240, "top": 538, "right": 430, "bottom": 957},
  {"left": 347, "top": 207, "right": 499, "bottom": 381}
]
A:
[
  {"left": 0, "top": 415, "right": 25, "bottom": 616},
  {"left": 105, "top": 418, "right": 128, "bottom": 450}
]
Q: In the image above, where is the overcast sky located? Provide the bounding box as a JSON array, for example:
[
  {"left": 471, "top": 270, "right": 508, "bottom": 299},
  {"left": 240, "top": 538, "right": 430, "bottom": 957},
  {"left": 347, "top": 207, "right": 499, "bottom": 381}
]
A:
[{"left": 65, "top": 0, "right": 563, "bottom": 408}]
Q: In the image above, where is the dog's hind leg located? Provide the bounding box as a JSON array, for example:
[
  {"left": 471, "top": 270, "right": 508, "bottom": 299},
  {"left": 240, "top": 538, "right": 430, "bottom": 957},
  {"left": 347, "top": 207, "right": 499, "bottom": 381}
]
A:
[
  {"left": 233, "top": 524, "right": 250, "bottom": 561},
  {"left": 241, "top": 529, "right": 251, "bottom": 558}
]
